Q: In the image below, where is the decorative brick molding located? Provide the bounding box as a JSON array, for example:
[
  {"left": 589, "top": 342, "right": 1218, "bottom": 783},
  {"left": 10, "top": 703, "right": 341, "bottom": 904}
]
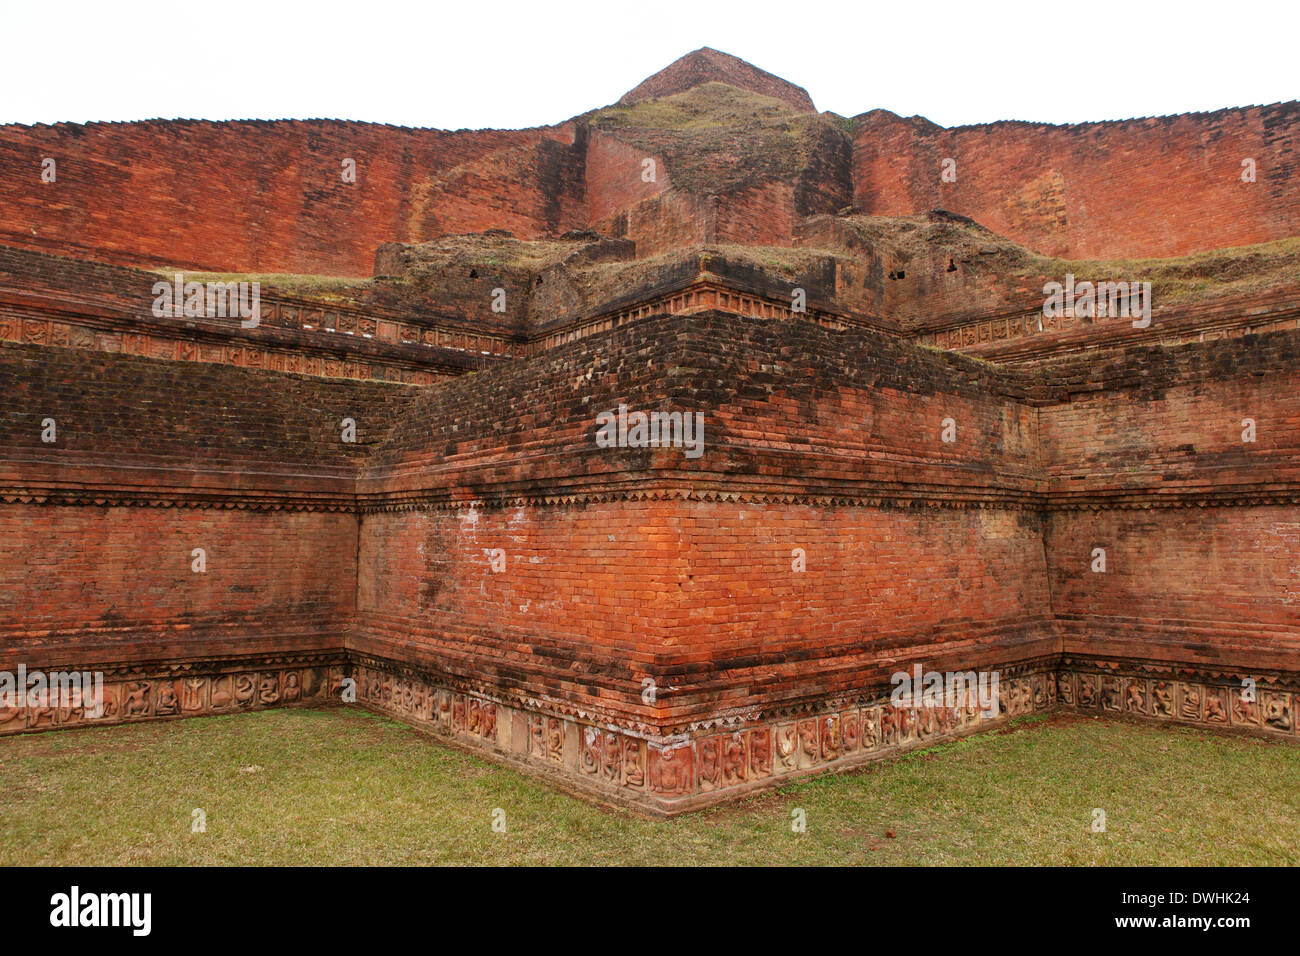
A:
[
  {"left": 918, "top": 292, "right": 1300, "bottom": 363},
  {"left": 349, "top": 655, "right": 1060, "bottom": 815},
  {"left": 0, "top": 489, "right": 359, "bottom": 512},
  {"left": 0, "top": 291, "right": 466, "bottom": 385},
  {"left": 1057, "top": 659, "right": 1299, "bottom": 739},
  {"left": 1, "top": 647, "right": 1295, "bottom": 814},
  {"left": 525, "top": 274, "right": 887, "bottom": 354},
  {"left": 0, "top": 653, "right": 346, "bottom": 736}
]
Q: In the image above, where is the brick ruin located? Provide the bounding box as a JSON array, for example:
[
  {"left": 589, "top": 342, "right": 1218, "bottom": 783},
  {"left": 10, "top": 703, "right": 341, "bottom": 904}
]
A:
[{"left": 2, "top": 48, "right": 1298, "bottom": 813}]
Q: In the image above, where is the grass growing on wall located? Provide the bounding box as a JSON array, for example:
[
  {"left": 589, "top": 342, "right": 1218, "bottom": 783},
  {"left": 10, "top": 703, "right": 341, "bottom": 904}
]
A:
[
  {"left": 588, "top": 82, "right": 802, "bottom": 131},
  {"left": 1, "top": 708, "right": 1294, "bottom": 866}
]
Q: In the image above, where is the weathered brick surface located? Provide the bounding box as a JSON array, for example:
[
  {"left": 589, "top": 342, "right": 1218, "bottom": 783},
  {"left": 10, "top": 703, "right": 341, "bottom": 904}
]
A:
[
  {"left": 2, "top": 51, "right": 1298, "bottom": 812},
  {"left": 1047, "top": 506, "right": 1300, "bottom": 672},
  {"left": 0, "top": 505, "right": 355, "bottom": 668},
  {"left": 0, "top": 341, "right": 415, "bottom": 671},
  {"left": 0, "top": 120, "right": 574, "bottom": 275},
  {"left": 793, "top": 212, "right": 1058, "bottom": 327},
  {"left": 7, "top": 56, "right": 1291, "bottom": 274},
  {"left": 1037, "top": 332, "right": 1300, "bottom": 674},
  {"left": 594, "top": 189, "right": 710, "bottom": 257},
  {"left": 618, "top": 48, "right": 817, "bottom": 113},
  {"left": 584, "top": 130, "right": 670, "bottom": 227},
  {"left": 0, "top": 340, "right": 415, "bottom": 474},
  {"left": 349, "top": 313, "right": 1051, "bottom": 729},
  {"left": 407, "top": 134, "right": 587, "bottom": 243},
  {"left": 4, "top": 293, "right": 1299, "bottom": 810},
  {"left": 0, "top": 243, "right": 524, "bottom": 382},
  {"left": 853, "top": 104, "right": 1300, "bottom": 259},
  {"left": 1037, "top": 333, "right": 1300, "bottom": 499}
]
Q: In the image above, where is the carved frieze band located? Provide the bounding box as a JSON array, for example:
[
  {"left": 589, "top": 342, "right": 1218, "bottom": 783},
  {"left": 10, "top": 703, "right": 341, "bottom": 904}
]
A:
[
  {"left": 6, "top": 484, "right": 1293, "bottom": 514},
  {"left": 1057, "top": 665, "right": 1298, "bottom": 737},
  {"left": 356, "top": 487, "right": 1041, "bottom": 515},
  {"left": 358, "top": 485, "right": 1300, "bottom": 515},
  {"left": 3, "top": 649, "right": 1295, "bottom": 810},
  {"left": 0, "top": 655, "right": 346, "bottom": 736},
  {"left": 4, "top": 475, "right": 1297, "bottom": 515},
  {"left": 352, "top": 660, "right": 1058, "bottom": 808}
]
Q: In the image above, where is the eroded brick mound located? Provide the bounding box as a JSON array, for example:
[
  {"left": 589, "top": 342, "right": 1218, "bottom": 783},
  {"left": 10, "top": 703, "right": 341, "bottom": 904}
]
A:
[
  {"left": 3, "top": 49, "right": 1300, "bottom": 813},
  {"left": 0, "top": 50, "right": 1295, "bottom": 272},
  {"left": 617, "top": 47, "right": 816, "bottom": 114},
  {"left": 852, "top": 102, "right": 1300, "bottom": 260}
]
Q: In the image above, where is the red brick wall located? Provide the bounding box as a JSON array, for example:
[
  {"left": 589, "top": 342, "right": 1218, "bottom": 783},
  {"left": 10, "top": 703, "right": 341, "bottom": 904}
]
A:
[
  {"left": 0, "top": 341, "right": 414, "bottom": 668},
  {"left": 354, "top": 500, "right": 673, "bottom": 720},
  {"left": 1037, "top": 335, "right": 1300, "bottom": 499},
  {"left": 4, "top": 100, "right": 1296, "bottom": 279},
  {"left": 1038, "top": 332, "right": 1300, "bottom": 671},
  {"left": 714, "top": 183, "right": 795, "bottom": 248},
  {"left": 352, "top": 497, "right": 1054, "bottom": 724},
  {"left": 0, "top": 120, "right": 571, "bottom": 276},
  {"left": 6, "top": 299, "right": 1299, "bottom": 732},
  {"left": 0, "top": 505, "right": 356, "bottom": 668},
  {"left": 853, "top": 103, "right": 1300, "bottom": 259},
  {"left": 406, "top": 136, "right": 586, "bottom": 244},
  {"left": 657, "top": 500, "right": 1053, "bottom": 717},
  {"left": 353, "top": 312, "right": 1054, "bottom": 724},
  {"left": 1046, "top": 506, "right": 1300, "bottom": 672},
  {"left": 0, "top": 342, "right": 413, "bottom": 470},
  {"left": 585, "top": 131, "right": 669, "bottom": 226},
  {"left": 596, "top": 189, "right": 709, "bottom": 256},
  {"left": 592, "top": 121, "right": 850, "bottom": 253}
]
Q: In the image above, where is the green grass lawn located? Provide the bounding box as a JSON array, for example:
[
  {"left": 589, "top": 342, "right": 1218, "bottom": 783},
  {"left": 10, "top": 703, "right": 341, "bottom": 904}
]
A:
[{"left": 1, "top": 707, "right": 1295, "bottom": 866}]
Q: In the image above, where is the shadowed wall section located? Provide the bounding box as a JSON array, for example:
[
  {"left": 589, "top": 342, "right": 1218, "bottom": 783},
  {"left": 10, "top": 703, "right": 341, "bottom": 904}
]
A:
[{"left": 1039, "top": 335, "right": 1300, "bottom": 687}]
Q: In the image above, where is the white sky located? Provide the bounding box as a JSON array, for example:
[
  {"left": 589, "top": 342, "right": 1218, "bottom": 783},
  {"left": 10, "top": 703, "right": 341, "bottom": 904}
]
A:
[{"left": 2, "top": 0, "right": 1296, "bottom": 130}]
